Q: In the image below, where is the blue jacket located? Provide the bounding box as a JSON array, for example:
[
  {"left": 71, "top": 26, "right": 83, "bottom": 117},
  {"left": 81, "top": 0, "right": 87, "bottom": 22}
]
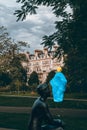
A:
[{"left": 50, "top": 72, "right": 67, "bottom": 102}]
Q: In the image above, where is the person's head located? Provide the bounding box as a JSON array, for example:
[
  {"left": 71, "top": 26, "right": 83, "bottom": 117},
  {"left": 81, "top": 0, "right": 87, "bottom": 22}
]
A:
[
  {"left": 37, "top": 83, "right": 50, "bottom": 99},
  {"left": 57, "top": 66, "right": 62, "bottom": 72}
]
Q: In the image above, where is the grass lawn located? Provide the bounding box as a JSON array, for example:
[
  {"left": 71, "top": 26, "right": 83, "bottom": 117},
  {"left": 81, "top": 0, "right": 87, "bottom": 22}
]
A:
[
  {"left": 0, "top": 113, "right": 29, "bottom": 130},
  {"left": 0, "top": 112, "right": 87, "bottom": 130}
]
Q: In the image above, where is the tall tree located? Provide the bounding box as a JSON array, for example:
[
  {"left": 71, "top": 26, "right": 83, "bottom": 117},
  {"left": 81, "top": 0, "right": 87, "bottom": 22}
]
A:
[
  {"left": 0, "top": 26, "right": 30, "bottom": 56},
  {"left": 15, "top": 0, "right": 87, "bottom": 92},
  {"left": 9, "top": 56, "right": 27, "bottom": 82},
  {"left": 46, "top": 70, "right": 55, "bottom": 84},
  {"left": 0, "top": 26, "right": 28, "bottom": 89},
  {"left": 63, "top": 0, "right": 87, "bottom": 92},
  {"left": 0, "top": 72, "right": 12, "bottom": 87},
  {"left": 0, "top": 26, "right": 12, "bottom": 55},
  {"left": 28, "top": 71, "right": 39, "bottom": 86}
]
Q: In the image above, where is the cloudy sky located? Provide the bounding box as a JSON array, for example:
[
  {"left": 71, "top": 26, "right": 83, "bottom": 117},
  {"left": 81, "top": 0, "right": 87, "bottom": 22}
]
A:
[{"left": 0, "top": 0, "right": 57, "bottom": 53}]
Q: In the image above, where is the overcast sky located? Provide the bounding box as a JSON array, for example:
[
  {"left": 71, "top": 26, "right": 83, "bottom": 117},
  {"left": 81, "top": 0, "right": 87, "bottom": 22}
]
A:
[{"left": 0, "top": 0, "right": 58, "bottom": 53}]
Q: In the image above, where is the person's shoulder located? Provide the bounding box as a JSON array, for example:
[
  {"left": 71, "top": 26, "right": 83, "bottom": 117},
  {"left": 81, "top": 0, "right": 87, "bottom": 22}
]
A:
[{"left": 56, "top": 72, "right": 64, "bottom": 76}]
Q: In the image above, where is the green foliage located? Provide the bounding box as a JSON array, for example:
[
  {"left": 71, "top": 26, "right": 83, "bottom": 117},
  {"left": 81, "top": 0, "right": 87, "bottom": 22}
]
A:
[
  {"left": 0, "top": 26, "right": 29, "bottom": 56},
  {"left": 28, "top": 71, "right": 39, "bottom": 92},
  {"left": 0, "top": 26, "right": 29, "bottom": 92},
  {"left": 46, "top": 70, "right": 56, "bottom": 84},
  {"left": 0, "top": 55, "right": 27, "bottom": 91},
  {"left": 0, "top": 26, "right": 12, "bottom": 55},
  {"left": 30, "top": 83, "right": 38, "bottom": 92},
  {"left": 14, "top": 0, "right": 38, "bottom": 21},
  {"left": 9, "top": 79, "right": 23, "bottom": 92},
  {"left": 18, "top": 53, "right": 27, "bottom": 61},
  {"left": 9, "top": 56, "right": 27, "bottom": 87},
  {"left": 63, "top": 1, "right": 87, "bottom": 92},
  {"left": 15, "top": 0, "right": 68, "bottom": 21},
  {"left": 28, "top": 71, "right": 39, "bottom": 86},
  {"left": 0, "top": 72, "right": 12, "bottom": 87}
]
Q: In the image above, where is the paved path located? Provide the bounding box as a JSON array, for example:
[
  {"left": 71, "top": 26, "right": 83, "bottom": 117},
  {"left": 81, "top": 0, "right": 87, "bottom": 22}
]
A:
[{"left": 0, "top": 106, "right": 87, "bottom": 117}]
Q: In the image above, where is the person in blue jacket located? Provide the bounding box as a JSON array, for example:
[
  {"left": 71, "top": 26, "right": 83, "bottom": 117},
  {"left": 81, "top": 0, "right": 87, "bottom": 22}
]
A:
[{"left": 50, "top": 67, "right": 67, "bottom": 102}]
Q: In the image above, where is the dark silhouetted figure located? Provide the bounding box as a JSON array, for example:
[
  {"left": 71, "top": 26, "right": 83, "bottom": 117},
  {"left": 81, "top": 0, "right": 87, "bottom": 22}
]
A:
[{"left": 28, "top": 83, "right": 64, "bottom": 130}]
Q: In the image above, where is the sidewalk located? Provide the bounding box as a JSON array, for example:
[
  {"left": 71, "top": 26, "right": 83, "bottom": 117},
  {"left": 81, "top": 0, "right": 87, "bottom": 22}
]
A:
[{"left": 0, "top": 106, "right": 87, "bottom": 117}]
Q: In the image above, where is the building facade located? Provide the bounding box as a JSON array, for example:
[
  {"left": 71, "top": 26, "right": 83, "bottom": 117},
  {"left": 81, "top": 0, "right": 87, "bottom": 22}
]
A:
[{"left": 22, "top": 46, "right": 64, "bottom": 83}]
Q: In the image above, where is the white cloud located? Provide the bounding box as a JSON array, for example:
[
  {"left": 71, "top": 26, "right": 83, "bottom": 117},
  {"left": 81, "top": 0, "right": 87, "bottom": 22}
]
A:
[
  {"left": 0, "top": 0, "right": 20, "bottom": 7},
  {"left": 0, "top": 0, "right": 57, "bottom": 53},
  {"left": 26, "top": 14, "right": 45, "bottom": 25}
]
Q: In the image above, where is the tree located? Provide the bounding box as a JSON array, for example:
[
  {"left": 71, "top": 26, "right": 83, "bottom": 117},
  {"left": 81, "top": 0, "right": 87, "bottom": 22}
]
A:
[
  {"left": 46, "top": 70, "right": 55, "bottom": 84},
  {"left": 0, "top": 72, "right": 12, "bottom": 87},
  {"left": 28, "top": 71, "right": 39, "bottom": 91},
  {"left": 0, "top": 26, "right": 29, "bottom": 90},
  {"left": 63, "top": 0, "right": 87, "bottom": 92},
  {"left": 0, "top": 26, "right": 30, "bottom": 56},
  {"left": 8, "top": 56, "right": 27, "bottom": 91},
  {"left": 9, "top": 56, "right": 27, "bottom": 82},
  {"left": 0, "top": 26, "right": 12, "bottom": 55},
  {"left": 15, "top": 0, "right": 87, "bottom": 92},
  {"left": 0, "top": 54, "right": 27, "bottom": 91}
]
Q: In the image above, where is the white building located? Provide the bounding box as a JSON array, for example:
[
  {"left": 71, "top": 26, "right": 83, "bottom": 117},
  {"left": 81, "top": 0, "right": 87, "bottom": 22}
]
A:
[{"left": 22, "top": 46, "right": 64, "bottom": 83}]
